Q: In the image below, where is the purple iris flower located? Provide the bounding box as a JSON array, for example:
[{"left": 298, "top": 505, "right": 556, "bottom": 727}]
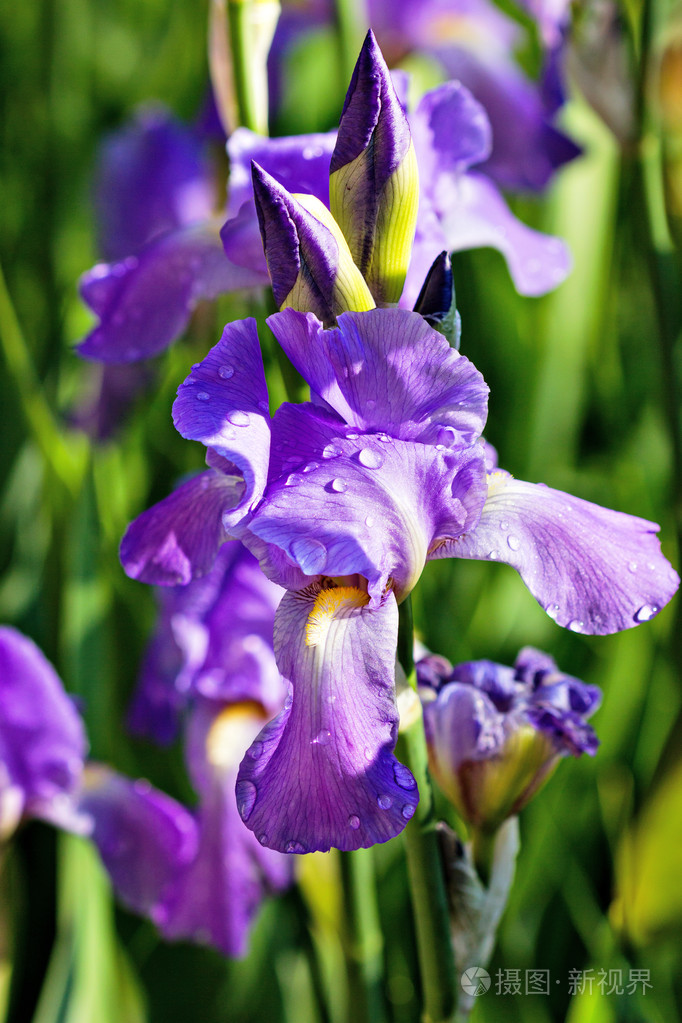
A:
[
  {"left": 0, "top": 627, "right": 89, "bottom": 840},
  {"left": 420, "top": 646, "right": 601, "bottom": 828},
  {"left": 80, "top": 542, "right": 292, "bottom": 957},
  {"left": 119, "top": 306, "right": 678, "bottom": 852}
]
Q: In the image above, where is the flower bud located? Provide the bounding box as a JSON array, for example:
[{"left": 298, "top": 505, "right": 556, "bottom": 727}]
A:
[
  {"left": 329, "top": 31, "right": 419, "bottom": 306},
  {"left": 413, "top": 251, "right": 461, "bottom": 349},
  {"left": 420, "top": 647, "right": 600, "bottom": 832},
  {"left": 252, "top": 162, "right": 375, "bottom": 325}
]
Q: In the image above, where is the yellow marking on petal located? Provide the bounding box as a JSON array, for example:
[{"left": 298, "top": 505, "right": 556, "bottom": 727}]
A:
[
  {"left": 206, "top": 700, "right": 269, "bottom": 771},
  {"left": 305, "top": 585, "right": 370, "bottom": 647},
  {"left": 486, "top": 470, "right": 513, "bottom": 497}
]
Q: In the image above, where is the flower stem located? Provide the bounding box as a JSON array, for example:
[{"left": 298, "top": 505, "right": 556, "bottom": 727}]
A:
[
  {"left": 227, "top": 0, "right": 280, "bottom": 134},
  {"left": 339, "top": 848, "right": 386, "bottom": 1023},
  {"left": 396, "top": 597, "right": 456, "bottom": 1023}
]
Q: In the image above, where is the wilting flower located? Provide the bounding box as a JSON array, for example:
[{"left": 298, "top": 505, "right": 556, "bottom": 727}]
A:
[
  {"left": 119, "top": 304, "right": 678, "bottom": 851},
  {"left": 81, "top": 542, "right": 293, "bottom": 957},
  {"left": 0, "top": 627, "right": 88, "bottom": 840},
  {"left": 420, "top": 647, "right": 601, "bottom": 830}
]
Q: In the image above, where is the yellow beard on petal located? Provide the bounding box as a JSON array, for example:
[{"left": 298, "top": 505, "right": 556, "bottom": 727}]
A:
[
  {"left": 205, "top": 701, "right": 270, "bottom": 772},
  {"left": 305, "top": 586, "right": 370, "bottom": 647}
]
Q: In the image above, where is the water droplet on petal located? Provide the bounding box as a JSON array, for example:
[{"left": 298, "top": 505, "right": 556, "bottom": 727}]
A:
[
  {"left": 394, "top": 763, "right": 417, "bottom": 790},
  {"left": 228, "top": 410, "right": 250, "bottom": 427},
  {"left": 248, "top": 741, "right": 263, "bottom": 760},
  {"left": 401, "top": 804, "right": 416, "bottom": 820},
  {"left": 628, "top": 561, "right": 638, "bottom": 573},
  {"left": 499, "top": 520, "right": 510, "bottom": 531},
  {"left": 236, "top": 780, "right": 257, "bottom": 821},
  {"left": 312, "top": 728, "right": 331, "bottom": 746},
  {"left": 285, "top": 840, "right": 307, "bottom": 853},
  {"left": 346, "top": 432, "right": 359, "bottom": 440},
  {"left": 330, "top": 478, "right": 347, "bottom": 493},
  {"left": 358, "top": 447, "right": 384, "bottom": 469},
  {"left": 568, "top": 619, "right": 584, "bottom": 633},
  {"left": 348, "top": 814, "right": 360, "bottom": 830},
  {"left": 303, "top": 461, "right": 320, "bottom": 473},
  {"left": 364, "top": 748, "right": 373, "bottom": 761},
  {"left": 285, "top": 473, "right": 305, "bottom": 487},
  {"left": 291, "top": 537, "right": 328, "bottom": 574},
  {"left": 196, "top": 391, "right": 210, "bottom": 401},
  {"left": 218, "top": 365, "right": 234, "bottom": 379},
  {"left": 507, "top": 535, "right": 520, "bottom": 551},
  {"left": 376, "top": 432, "right": 391, "bottom": 443},
  {"left": 634, "top": 604, "right": 659, "bottom": 622},
  {"left": 377, "top": 793, "right": 393, "bottom": 809},
  {"left": 365, "top": 516, "right": 374, "bottom": 528},
  {"left": 488, "top": 550, "right": 499, "bottom": 560},
  {"left": 545, "top": 604, "right": 560, "bottom": 620},
  {"left": 322, "top": 443, "right": 341, "bottom": 459},
  {"left": 258, "top": 833, "right": 268, "bottom": 845}
]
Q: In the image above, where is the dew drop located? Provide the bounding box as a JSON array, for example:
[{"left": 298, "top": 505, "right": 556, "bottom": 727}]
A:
[
  {"left": 346, "top": 432, "right": 359, "bottom": 440},
  {"left": 364, "top": 748, "right": 373, "bottom": 761},
  {"left": 348, "top": 814, "right": 360, "bottom": 830},
  {"left": 376, "top": 432, "right": 391, "bottom": 443},
  {"left": 488, "top": 550, "right": 500, "bottom": 560},
  {"left": 394, "top": 763, "right": 417, "bottom": 790},
  {"left": 228, "top": 410, "right": 249, "bottom": 427},
  {"left": 628, "top": 561, "right": 638, "bottom": 573},
  {"left": 401, "top": 804, "right": 416, "bottom": 820},
  {"left": 322, "top": 443, "right": 341, "bottom": 460},
  {"left": 236, "top": 780, "right": 257, "bottom": 821},
  {"left": 285, "top": 840, "right": 307, "bottom": 853},
  {"left": 358, "top": 447, "right": 385, "bottom": 469},
  {"left": 634, "top": 604, "right": 659, "bottom": 623},
  {"left": 499, "top": 520, "right": 510, "bottom": 531},
  {"left": 507, "top": 535, "right": 520, "bottom": 551},
  {"left": 545, "top": 603, "right": 560, "bottom": 620},
  {"left": 196, "top": 391, "right": 210, "bottom": 401},
  {"left": 285, "top": 473, "right": 304, "bottom": 487},
  {"left": 291, "top": 536, "right": 328, "bottom": 574},
  {"left": 377, "top": 793, "right": 393, "bottom": 810},
  {"left": 258, "top": 833, "right": 268, "bottom": 845},
  {"left": 365, "top": 516, "right": 374, "bottom": 528},
  {"left": 312, "top": 728, "right": 331, "bottom": 746},
  {"left": 218, "top": 365, "right": 234, "bottom": 379},
  {"left": 303, "top": 461, "right": 320, "bottom": 473},
  {"left": 568, "top": 619, "right": 584, "bottom": 633},
  {"left": 248, "top": 741, "right": 263, "bottom": 760},
  {"left": 330, "top": 478, "right": 347, "bottom": 493}
]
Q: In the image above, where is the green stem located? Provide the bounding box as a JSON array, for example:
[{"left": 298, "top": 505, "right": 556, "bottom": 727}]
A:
[
  {"left": 334, "top": 0, "right": 369, "bottom": 86},
  {"left": 339, "top": 848, "right": 386, "bottom": 1023},
  {"left": 396, "top": 599, "right": 456, "bottom": 1023},
  {"left": 227, "top": 0, "right": 278, "bottom": 134},
  {"left": 0, "top": 262, "right": 86, "bottom": 497}
]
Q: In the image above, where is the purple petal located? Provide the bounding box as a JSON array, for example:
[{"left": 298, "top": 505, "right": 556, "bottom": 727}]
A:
[
  {"left": 248, "top": 403, "right": 487, "bottom": 601},
  {"left": 267, "top": 308, "right": 488, "bottom": 446},
  {"left": 423, "top": 682, "right": 506, "bottom": 773},
  {"left": 160, "top": 701, "right": 292, "bottom": 957},
  {"left": 172, "top": 318, "right": 271, "bottom": 532},
  {"left": 79, "top": 765, "right": 198, "bottom": 915},
  {"left": 430, "top": 172, "right": 572, "bottom": 297},
  {"left": 93, "top": 105, "right": 215, "bottom": 263},
  {"left": 0, "top": 627, "right": 87, "bottom": 837},
  {"left": 120, "top": 471, "right": 242, "bottom": 586},
  {"left": 77, "top": 222, "right": 264, "bottom": 364},
  {"left": 410, "top": 81, "right": 492, "bottom": 177},
  {"left": 236, "top": 585, "right": 418, "bottom": 852},
  {"left": 430, "top": 471, "right": 680, "bottom": 634}
]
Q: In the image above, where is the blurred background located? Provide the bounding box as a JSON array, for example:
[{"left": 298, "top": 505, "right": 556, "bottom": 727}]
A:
[{"left": 1, "top": 0, "right": 681, "bottom": 1020}]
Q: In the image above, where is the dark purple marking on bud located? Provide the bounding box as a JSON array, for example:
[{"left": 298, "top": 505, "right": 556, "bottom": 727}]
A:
[{"left": 413, "top": 252, "right": 453, "bottom": 324}]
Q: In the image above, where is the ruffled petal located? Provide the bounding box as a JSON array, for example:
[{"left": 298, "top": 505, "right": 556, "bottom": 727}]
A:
[
  {"left": 77, "top": 222, "right": 264, "bottom": 364},
  {"left": 172, "top": 318, "right": 271, "bottom": 530},
  {"left": 433, "top": 172, "right": 572, "bottom": 297},
  {"left": 120, "top": 471, "right": 242, "bottom": 585},
  {"left": 248, "top": 404, "right": 487, "bottom": 601},
  {"left": 236, "top": 585, "right": 418, "bottom": 852},
  {"left": 78, "top": 765, "right": 198, "bottom": 915},
  {"left": 410, "top": 81, "right": 492, "bottom": 177},
  {"left": 267, "top": 308, "right": 488, "bottom": 446},
  {"left": 0, "top": 627, "right": 88, "bottom": 837},
  {"left": 430, "top": 471, "right": 680, "bottom": 634}
]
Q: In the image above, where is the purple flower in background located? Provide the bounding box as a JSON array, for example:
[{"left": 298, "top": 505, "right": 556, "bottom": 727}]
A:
[
  {"left": 119, "top": 305, "right": 678, "bottom": 851},
  {"left": 80, "top": 544, "right": 292, "bottom": 957},
  {"left": 0, "top": 627, "right": 88, "bottom": 840},
  {"left": 420, "top": 646, "right": 601, "bottom": 829}
]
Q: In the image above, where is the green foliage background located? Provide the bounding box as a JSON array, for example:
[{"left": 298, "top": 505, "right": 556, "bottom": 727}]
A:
[{"left": 0, "top": 1, "right": 681, "bottom": 1021}]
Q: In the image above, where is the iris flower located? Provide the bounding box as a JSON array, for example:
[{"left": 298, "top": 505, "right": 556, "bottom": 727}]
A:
[{"left": 119, "top": 304, "right": 678, "bottom": 853}]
